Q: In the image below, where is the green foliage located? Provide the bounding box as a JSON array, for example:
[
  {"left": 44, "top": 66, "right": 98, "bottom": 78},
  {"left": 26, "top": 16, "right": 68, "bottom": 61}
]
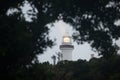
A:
[
  {"left": 29, "top": 55, "right": 120, "bottom": 80},
  {"left": 1, "top": 0, "right": 120, "bottom": 80},
  {"left": 0, "top": 0, "right": 54, "bottom": 79},
  {"left": 52, "top": 55, "right": 120, "bottom": 80}
]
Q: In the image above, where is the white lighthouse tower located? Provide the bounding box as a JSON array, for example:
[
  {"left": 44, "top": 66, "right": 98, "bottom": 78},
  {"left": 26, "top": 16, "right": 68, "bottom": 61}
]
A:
[{"left": 60, "top": 32, "right": 74, "bottom": 61}]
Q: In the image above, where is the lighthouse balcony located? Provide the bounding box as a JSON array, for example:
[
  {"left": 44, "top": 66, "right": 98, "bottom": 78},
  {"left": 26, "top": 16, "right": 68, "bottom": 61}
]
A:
[{"left": 60, "top": 45, "right": 74, "bottom": 50}]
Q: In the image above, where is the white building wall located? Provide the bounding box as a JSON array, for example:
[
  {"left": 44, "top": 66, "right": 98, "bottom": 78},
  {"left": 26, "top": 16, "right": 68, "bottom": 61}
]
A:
[{"left": 61, "top": 48, "right": 73, "bottom": 61}]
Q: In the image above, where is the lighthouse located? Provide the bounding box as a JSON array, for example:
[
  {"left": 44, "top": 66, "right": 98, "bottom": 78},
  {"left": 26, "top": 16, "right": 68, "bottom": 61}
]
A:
[{"left": 60, "top": 32, "right": 74, "bottom": 61}]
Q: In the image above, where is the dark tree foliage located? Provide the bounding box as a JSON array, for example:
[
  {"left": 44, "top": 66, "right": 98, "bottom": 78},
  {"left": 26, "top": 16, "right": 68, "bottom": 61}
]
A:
[
  {"left": 47, "top": 0, "right": 120, "bottom": 58},
  {"left": 51, "top": 56, "right": 120, "bottom": 80},
  {"left": 13, "top": 56, "right": 120, "bottom": 80},
  {"left": 1, "top": 0, "right": 120, "bottom": 80},
  {"left": 0, "top": 0, "right": 55, "bottom": 79}
]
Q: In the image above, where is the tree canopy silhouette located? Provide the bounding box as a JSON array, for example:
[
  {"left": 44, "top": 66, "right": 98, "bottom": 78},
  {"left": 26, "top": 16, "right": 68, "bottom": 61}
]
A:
[
  {"left": 44, "top": 0, "right": 120, "bottom": 58},
  {"left": 0, "top": 0, "right": 54, "bottom": 79},
  {"left": 1, "top": 0, "right": 120, "bottom": 79}
]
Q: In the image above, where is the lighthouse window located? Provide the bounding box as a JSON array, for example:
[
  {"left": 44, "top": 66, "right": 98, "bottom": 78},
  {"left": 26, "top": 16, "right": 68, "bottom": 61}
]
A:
[{"left": 64, "top": 37, "right": 70, "bottom": 42}]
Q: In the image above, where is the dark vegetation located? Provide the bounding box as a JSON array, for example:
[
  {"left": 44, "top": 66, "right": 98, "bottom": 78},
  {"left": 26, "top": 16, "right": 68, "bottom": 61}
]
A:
[{"left": 0, "top": 0, "right": 120, "bottom": 80}]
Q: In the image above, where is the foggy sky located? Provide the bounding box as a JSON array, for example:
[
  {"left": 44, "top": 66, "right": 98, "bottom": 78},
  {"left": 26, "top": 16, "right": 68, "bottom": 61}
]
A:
[{"left": 38, "top": 20, "right": 99, "bottom": 64}]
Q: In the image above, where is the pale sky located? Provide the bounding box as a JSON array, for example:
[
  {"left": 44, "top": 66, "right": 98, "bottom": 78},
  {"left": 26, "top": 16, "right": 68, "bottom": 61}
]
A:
[
  {"left": 38, "top": 20, "right": 99, "bottom": 64},
  {"left": 22, "top": 1, "right": 120, "bottom": 64},
  {"left": 38, "top": 20, "right": 120, "bottom": 64}
]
